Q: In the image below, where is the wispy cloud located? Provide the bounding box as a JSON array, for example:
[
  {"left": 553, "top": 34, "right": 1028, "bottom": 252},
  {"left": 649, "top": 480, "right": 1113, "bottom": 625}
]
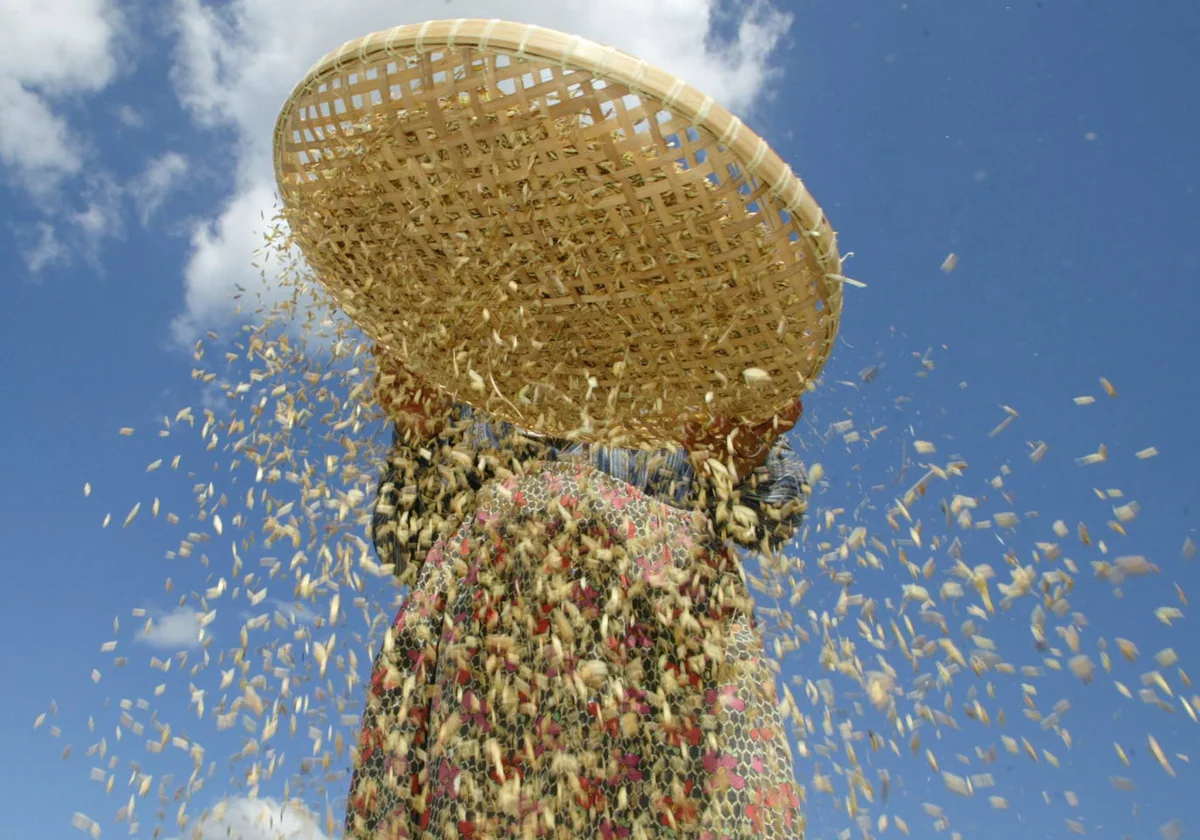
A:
[
  {"left": 135, "top": 605, "right": 206, "bottom": 650},
  {"left": 19, "top": 223, "right": 68, "bottom": 274},
  {"left": 114, "top": 103, "right": 143, "bottom": 128},
  {"left": 13, "top": 148, "right": 192, "bottom": 276},
  {"left": 129, "top": 151, "right": 190, "bottom": 226},
  {"left": 71, "top": 173, "right": 125, "bottom": 268},
  {"left": 198, "top": 377, "right": 235, "bottom": 414}
]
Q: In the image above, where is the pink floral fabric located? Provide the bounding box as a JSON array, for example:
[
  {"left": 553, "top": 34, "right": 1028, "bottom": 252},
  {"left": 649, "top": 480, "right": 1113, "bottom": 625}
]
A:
[{"left": 347, "top": 459, "right": 804, "bottom": 839}]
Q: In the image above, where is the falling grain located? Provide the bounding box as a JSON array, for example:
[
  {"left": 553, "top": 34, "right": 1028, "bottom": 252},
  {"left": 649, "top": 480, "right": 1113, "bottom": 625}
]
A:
[
  {"left": 1155, "top": 649, "right": 1179, "bottom": 668},
  {"left": 52, "top": 40, "right": 1195, "bottom": 840},
  {"left": 1115, "top": 743, "right": 1130, "bottom": 766},
  {"left": 1149, "top": 735, "right": 1176, "bottom": 776},
  {"left": 994, "top": 512, "right": 1019, "bottom": 529},
  {"left": 988, "top": 406, "right": 1019, "bottom": 438},
  {"left": 1161, "top": 820, "right": 1184, "bottom": 840},
  {"left": 71, "top": 813, "right": 101, "bottom": 839}
]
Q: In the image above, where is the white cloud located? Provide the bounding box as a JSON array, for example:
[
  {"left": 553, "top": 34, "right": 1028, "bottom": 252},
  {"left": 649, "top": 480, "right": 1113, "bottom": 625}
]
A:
[
  {"left": 72, "top": 173, "right": 126, "bottom": 263},
  {"left": 136, "top": 605, "right": 206, "bottom": 650},
  {"left": 166, "top": 0, "right": 793, "bottom": 343},
  {"left": 0, "top": 1, "right": 137, "bottom": 277},
  {"left": 197, "top": 376, "right": 236, "bottom": 413},
  {"left": 182, "top": 797, "right": 331, "bottom": 840},
  {"left": 115, "top": 103, "right": 144, "bottom": 128},
  {"left": 130, "top": 151, "right": 190, "bottom": 226},
  {"left": 0, "top": 0, "right": 127, "bottom": 195},
  {"left": 170, "top": 180, "right": 301, "bottom": 344},
  {"left": 0, "top": 78, "right": 84, "bottom": 190},
  {"left": 20, "top": 223, "right": 69, "bottom": 274}
]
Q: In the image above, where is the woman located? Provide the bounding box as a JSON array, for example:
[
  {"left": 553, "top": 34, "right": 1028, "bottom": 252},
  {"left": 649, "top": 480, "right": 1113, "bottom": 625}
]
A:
[
  {"left": 270, "top": 21, "right": 844, "bottom": 839},
  {"left": 346, "top": 357, "right": 811, "bottom": 839}
]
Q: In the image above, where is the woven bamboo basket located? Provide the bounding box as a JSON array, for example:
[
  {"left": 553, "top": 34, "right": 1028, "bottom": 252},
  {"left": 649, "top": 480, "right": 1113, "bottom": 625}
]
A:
[{"left": 273, "top": 19, "right": 845, "bottom": 446}]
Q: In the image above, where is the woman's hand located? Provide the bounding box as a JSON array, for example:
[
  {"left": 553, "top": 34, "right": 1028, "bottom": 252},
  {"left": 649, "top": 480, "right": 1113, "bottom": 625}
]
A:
[
  {"left": 681, "top": 397, "right": 803, "bottom": 478},
  {"left": 373, "top": 349, "right": 454, "bottom": 442}
]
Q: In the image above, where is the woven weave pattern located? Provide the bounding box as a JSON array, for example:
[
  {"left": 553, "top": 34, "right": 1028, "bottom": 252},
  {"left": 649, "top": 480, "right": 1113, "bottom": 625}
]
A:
[{"left": 274, "top": 20, "right": 843, "bottom": 445}]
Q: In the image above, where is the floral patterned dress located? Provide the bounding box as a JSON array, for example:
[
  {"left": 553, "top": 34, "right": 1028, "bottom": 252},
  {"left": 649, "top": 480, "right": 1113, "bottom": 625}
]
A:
[{"left": 347, "top": 406, "right": 809, "bottom": 839}]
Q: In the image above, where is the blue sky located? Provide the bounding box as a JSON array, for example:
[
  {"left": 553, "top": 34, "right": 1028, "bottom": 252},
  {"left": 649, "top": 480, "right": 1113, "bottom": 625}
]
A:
[{"left": 2, "top": 1, "right": 1198, "bottom": 838}]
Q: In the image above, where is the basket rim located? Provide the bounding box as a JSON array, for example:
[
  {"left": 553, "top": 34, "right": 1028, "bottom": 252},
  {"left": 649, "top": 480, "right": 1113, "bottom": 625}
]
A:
[{"left": 272, "top": 17, "right": 845, "bottom": 392}]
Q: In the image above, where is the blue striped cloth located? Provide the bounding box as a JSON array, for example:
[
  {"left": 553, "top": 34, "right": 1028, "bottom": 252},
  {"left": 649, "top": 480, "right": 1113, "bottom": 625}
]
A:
[
  {"left": 373, "top": 403, "right": 809, "bottom": 576},
  {"left": 451, "top": 404, "right": 809, "bottom": 516}
]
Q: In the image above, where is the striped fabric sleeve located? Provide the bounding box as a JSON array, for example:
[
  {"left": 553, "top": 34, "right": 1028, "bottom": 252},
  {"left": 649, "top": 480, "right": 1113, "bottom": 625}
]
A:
[
  {"left": 734, "top": 435, "right": 810, "bottom": 548},
  {"left": 741, "top": 435, "right": 808, "bottom": 505}
]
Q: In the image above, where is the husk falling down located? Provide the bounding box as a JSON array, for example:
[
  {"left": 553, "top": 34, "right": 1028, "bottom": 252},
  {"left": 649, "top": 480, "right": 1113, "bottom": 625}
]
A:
[
  {"left": 48, "top": 258, "right": 1195, "bottom": 838},
  {"left": 43, "top": 99, "right": 1193, "bottom": 840}
]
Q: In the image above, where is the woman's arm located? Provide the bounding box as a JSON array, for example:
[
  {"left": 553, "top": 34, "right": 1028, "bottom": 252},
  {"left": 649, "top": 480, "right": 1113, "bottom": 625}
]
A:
[
  {"left": 682, "top": 398, "right": 809, "bottom": 550},
  {"left": 370, "top": 352, "right": 462, "bottom": 583},
  {"left": 373, "top": 350, "right": 454, "bottom": 443},
  {"left": 737, "top": 435, "right": 810, "bottom": 549},
  {"left": 681, "top": 397, "right": 803, "bottom": 479}
]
